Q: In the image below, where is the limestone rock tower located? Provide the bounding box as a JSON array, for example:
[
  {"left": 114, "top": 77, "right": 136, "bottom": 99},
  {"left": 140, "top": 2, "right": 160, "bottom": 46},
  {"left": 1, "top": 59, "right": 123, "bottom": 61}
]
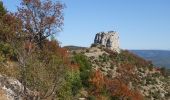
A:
[{"left": 94, "top": 31, "right": 120, "bottom": 53}]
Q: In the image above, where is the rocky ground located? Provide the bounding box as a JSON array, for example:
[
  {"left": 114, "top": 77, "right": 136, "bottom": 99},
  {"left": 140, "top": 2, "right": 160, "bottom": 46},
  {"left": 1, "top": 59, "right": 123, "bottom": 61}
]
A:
[{"left": 82, "top": 45, "right": 170, "bottom": 100}]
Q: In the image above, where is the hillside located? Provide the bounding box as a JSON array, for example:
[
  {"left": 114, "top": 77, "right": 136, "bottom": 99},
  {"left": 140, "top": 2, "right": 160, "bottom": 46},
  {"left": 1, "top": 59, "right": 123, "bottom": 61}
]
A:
[
  {"left": 1, "top": 44, "right": 169, "bottom": 99},
  {"left": 131, "top": 50, "right": 170, "bottom": 69},
  {"left": 70, "top": 45, "right": 170, "bottom": 100}
]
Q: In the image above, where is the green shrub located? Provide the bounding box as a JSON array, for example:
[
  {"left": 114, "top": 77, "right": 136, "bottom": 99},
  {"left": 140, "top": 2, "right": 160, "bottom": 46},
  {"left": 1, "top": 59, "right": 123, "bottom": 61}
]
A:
[
  {"left": 73, "top": 54, "right": 92, "bottom": 87},
  {"left": 152, "top": 91, "right": 161, "bottom": 99},
  {"left": 110, "top": 96, "right": 119, "bottom": 100},
  {"left": 99, "top": 53, "right": 109, "bottom": 62},
  {"left": 91, "top": 44, "right": 97, "bottom": 47},
  {"left": 148, "top": 65, "right": 154, "bottom": 71},
  {"left": 88, "top": 95, "right": 96, "bottom": 100},
  {"left": 0, "top": 51, "right": 5, "bottom": 62},
  {"left": 146, "top": 77, "right": 157, "bottom": 84},
  {"left": 152, "top": 73, "right": 161, "bottom": 77},
  {"left": 67, "top": 70, "right": 82, "bottom": 95},
  {"left": 0, "top": 42, "right": 16, "bottom": 61},
  {"left": 86, "top": 49, "right": 90, "bottom": 53},
  {"left": 57, "top": 80, "right": 73, "bottom": 100}
]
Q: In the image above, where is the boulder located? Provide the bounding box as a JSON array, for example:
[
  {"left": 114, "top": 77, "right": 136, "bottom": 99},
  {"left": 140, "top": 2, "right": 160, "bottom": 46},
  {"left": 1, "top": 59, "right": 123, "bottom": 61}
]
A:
[{"left": 0, "top": 75, "right": 32, "bottom": 100}]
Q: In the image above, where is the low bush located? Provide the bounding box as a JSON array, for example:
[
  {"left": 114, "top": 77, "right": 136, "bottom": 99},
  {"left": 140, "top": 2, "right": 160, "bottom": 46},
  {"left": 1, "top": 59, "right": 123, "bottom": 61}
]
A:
[{"left": 73, "top": 54, "right": 92, "bottom": 87}]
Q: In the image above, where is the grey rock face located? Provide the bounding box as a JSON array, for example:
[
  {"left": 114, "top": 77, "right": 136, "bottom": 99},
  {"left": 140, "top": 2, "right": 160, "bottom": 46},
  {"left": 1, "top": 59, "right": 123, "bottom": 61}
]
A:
[
  {"left": 94, "top": 31, "right": 120, "bottom": 53},
  {"left": 0, "top": 75, "right": 32, "bottom": 100}
]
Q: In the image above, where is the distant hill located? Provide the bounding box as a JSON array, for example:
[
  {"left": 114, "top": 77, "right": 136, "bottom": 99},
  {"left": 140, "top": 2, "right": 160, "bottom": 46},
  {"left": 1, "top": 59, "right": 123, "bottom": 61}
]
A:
[
  {"left": 131, "top": 50, "right": 170, "bottom": 69},
  {"left": 63, "top": 45, "right": 87, "bottom": 50}
]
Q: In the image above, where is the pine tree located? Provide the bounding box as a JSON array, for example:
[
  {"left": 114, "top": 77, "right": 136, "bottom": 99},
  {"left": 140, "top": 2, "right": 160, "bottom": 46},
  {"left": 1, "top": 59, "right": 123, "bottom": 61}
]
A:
[{"left": 0, "top": 1, "right": 6, "bottom": 16}]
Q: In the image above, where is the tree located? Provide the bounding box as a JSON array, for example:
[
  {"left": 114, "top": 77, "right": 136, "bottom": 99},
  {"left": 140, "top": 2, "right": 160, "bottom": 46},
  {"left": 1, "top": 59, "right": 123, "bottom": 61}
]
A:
[
  {"left": 0, "top": 1, "right": 6, "bottom": 16},
  {"left": 14, "top": 1, "right": 65, "bottom": 97},
  {"left": 0, "top": 1, "right": 69, "bottom": 99},
  {"left": 0, "top": 1, "right": 21, "bottom": 42},
  {"left": 0, "top": 13, "right": 22, "bottom": 42},
  {"left": 0, "top": 1, "right": 22, "bottom": 62},
  {"left": 18, "top": 40, "right": 70, "bottom": 99},
  {"left": 17, "top": 0, "right": 65, "bottom": 49}
]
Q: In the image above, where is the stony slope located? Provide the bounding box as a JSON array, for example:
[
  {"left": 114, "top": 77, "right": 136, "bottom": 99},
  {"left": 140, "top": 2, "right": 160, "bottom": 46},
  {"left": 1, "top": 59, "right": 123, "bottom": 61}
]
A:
[{"left": 73, "top": 45, "right": 170, "bottom": 100}]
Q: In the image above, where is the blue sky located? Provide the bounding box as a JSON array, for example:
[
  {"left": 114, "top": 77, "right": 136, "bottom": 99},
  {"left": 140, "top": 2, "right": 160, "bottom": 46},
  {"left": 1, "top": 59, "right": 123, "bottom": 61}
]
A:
[{"left": 2, "top": 0, "right": 170, "bottom": 50}]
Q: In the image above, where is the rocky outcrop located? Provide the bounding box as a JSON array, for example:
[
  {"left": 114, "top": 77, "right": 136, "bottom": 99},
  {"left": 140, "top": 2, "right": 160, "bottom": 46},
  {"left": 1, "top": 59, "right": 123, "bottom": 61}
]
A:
[
  {"left": 94, "top": 31, "right": 120, "bottom": 53},
  {"left": 0, "top": 75, "right": 32, "bottom": 100}
]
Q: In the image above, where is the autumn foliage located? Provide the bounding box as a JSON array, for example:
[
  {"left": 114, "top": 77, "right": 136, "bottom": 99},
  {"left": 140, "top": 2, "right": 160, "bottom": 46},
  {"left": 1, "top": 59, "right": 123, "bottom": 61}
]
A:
[
  {"left": 89, "top": 69, "right": 144, "bottom": 100},
  {"left": 0, "top": 13, "right": 22, "bottom": 42},
  {"left": 17, "top": 0, "right": 65, "bottom": 49},
  {"left": 89, "top": 70, "right": 105, "bottom": 94}
]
